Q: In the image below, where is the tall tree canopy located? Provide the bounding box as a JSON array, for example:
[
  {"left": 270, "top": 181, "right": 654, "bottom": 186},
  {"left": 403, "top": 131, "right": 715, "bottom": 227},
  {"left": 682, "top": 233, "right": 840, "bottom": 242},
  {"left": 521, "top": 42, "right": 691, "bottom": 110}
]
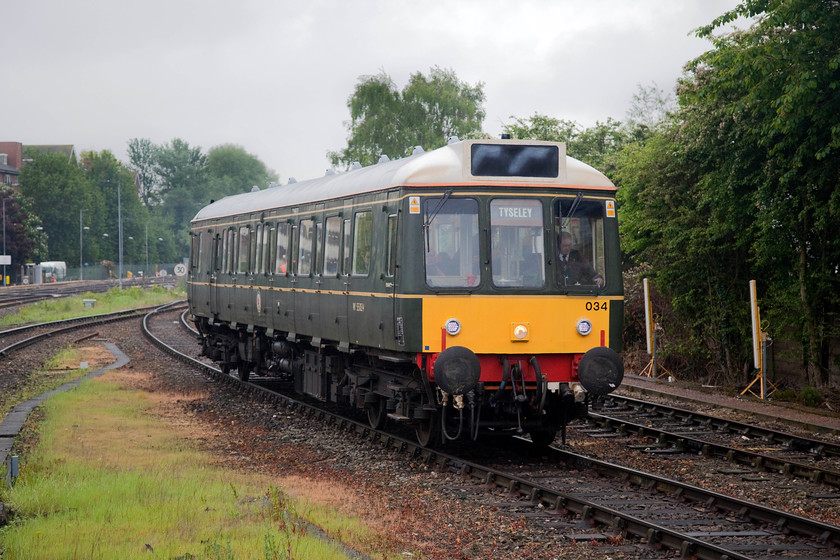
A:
[
  {"left": 503, "top": 114, "right": 629, "bottom": 177},
  {"left": 127, "top": 138, "right": 159, "bottom": 206},
  {"left": 618, "top": 0, "right": 840, "bottom": 386},
  {"left": 330, "top": 67, "right": 486, "bottom": 168},
  {"left": 19, "top": 150, "right": 94, "bottom": 263},
  {"left": 205, "top": 144, "right": 278, "bottom": 203}
]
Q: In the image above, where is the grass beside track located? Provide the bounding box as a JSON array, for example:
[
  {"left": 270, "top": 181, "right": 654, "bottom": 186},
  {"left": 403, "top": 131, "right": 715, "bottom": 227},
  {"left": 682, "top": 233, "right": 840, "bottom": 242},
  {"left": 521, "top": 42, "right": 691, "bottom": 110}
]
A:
[
  {"left": 0, "top": 285, "right": 184, "bottom": 327},
  {"left": 0, "top": 367, "right": 397, "bottom": 559}
]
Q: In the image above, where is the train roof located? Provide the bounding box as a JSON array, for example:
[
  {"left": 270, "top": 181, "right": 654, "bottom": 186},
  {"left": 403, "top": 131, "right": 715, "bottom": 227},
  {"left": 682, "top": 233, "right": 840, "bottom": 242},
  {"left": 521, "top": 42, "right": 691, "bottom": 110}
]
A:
[{"left": 192, "top": 139, "right": 615, "bottom": 223}]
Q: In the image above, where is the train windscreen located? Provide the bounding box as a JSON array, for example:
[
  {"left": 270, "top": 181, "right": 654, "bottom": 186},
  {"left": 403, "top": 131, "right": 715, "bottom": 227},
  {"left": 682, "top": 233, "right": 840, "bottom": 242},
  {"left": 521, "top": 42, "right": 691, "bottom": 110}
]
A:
[{"left": 424, "top": 197, "right": 479, "bottom": 288}]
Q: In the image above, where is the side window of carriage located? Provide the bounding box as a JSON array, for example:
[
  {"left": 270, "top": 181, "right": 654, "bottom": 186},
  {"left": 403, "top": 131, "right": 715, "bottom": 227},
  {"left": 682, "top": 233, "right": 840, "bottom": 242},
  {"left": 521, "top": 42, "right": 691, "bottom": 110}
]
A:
[
  {"left": 274, "top": 222, "right": 290, "bottom": 275},
  {"left": 324, "top": 216, "right": 341, "bottom": 276},
  {"left": 190, "top": 232, "right": 200, "bottom": 272},
  {"left": 222, "top": 228, "right": 235, "bottom": 274},
  {"left": 237, "top": 225, "right": 250, "bottom": 275},
  {"left": 352, "top": 211, "right": 372, "bottom": 276},
  {"left": 298, "top": 219, "right": 314, "bottom": 276},
  {"left": 253, "top": 223, "right": 263, "bottom": 274}
]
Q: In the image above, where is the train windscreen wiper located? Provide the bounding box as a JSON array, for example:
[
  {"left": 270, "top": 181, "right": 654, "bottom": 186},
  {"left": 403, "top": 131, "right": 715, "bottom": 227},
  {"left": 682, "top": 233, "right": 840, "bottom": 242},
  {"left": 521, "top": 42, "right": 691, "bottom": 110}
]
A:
[
  {"left": 423, "top": 189, "right": 452, "bottom": 252},
  {"left": 562, "top": 192, "right": 582, "bottom": 229}
]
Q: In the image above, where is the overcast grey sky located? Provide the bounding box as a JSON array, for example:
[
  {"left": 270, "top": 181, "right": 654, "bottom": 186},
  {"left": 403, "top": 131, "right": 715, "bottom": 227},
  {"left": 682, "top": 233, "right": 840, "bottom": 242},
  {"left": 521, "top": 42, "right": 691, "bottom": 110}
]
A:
[{"left": 3, "top": 0, "right": 743, "bottom": 183}]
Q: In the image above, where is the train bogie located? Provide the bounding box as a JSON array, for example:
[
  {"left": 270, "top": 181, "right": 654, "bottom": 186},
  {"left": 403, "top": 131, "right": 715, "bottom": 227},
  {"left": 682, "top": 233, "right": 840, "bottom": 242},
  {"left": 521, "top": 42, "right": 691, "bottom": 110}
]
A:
[{"left": 189, "top": 139, "right": 624, "bottom": 446}]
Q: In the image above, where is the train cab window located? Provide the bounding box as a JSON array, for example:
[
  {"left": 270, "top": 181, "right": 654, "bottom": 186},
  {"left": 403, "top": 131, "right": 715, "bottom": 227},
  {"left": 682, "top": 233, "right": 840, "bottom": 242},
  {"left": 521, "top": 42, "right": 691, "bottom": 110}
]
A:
[
  {"left": 237, "top": 227, "right": 250, "bottom": 274},
  {"left": 324, "top": 217, "right": 341, "bottom": 276},
  {"left": 352, "top": 211, "right": 372, "bottom": 276},
  {"left": 554, "top": 198, "right": 606, "bottom": 289},
  {"left": 424, "top": 198, "right": 479, "bottom": 288},
  {"left": 298, "top": 219, "right": 314, "bottom": 276},
  {"left": 274, "top": 223, "right": 289, "bottom": 274},
  {"left": 490, "top": 199, "right": 545, "bottom": 288}
]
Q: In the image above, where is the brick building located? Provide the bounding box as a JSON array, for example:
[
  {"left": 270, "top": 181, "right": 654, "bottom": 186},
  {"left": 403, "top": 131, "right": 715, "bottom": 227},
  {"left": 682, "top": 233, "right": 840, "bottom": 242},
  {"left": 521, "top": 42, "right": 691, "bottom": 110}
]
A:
[{"left": 0, "top": 142, "right": 77, "bottom": 189}]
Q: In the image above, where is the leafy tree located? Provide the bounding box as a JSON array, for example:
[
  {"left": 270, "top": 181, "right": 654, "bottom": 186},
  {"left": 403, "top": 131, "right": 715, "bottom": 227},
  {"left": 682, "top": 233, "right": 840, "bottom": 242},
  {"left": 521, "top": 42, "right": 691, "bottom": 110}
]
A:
[
  {"left": 0, "top": 186, "right": 38, "bottom": 272},
  {"left": 401, "top": 67, "right": 486, "bottom": 150},
  {"left": 681, "top": 0, "right": 840, "bottom": 386},
  {"left": 625, "top": 82, "right": 676, "bottom": 134},
  {"left": 82, "top": 150, "right": 149, "bottom": 269},
  {"left": 205, "top": 144, "right": 278, "bottom": 202},
  {"left": 615, "top": 125, "right": 755, "bottom": 382},
  {"left": 19, "top": 150, "right": 94, "bottom": 264},
  {"left": 155, "top": 138, "right": 207, "bottom": 198},
  {"left": 127, "top": 138, "right": 159, "bottom": 206},
  {"left": 330, "top": 67, "right": 485, "bottom": 168},
  {"left": 503, "top": 113, "right": 579, "bottom": 143},
  {"left": 503, "top": 114, "right": 629, "bottom": 177}
]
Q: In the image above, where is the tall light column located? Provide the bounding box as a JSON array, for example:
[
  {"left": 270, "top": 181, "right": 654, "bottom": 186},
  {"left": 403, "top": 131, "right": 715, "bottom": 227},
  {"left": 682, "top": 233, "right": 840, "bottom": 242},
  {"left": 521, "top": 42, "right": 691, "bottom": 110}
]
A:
[{"left": 101, "top": 180, "right": 123, "bottom": 289}]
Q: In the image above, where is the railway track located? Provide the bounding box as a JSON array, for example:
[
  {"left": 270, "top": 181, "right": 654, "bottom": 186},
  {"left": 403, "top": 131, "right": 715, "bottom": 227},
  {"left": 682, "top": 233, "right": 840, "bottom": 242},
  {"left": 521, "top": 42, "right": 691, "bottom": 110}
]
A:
[
  {"left": 144, "top": 305, "right": 840, "bottom": 559},
  {"left": 580, "top": 394, "right": 840, "bottom": 491}
]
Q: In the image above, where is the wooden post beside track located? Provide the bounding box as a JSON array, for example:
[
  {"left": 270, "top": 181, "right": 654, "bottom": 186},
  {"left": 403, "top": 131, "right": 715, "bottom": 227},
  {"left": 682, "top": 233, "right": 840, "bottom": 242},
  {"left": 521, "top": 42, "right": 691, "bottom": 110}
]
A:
[
  {"left": 741, "top": 280, "right": 777, "bottom": 399},
  {"left": 640, "top": 278, "right": 675, "bottom": 381}
]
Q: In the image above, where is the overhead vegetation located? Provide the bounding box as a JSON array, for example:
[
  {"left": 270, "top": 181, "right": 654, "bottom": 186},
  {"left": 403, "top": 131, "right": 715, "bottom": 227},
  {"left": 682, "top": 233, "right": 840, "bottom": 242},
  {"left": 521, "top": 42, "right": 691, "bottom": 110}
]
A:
[
  {"left": 329, "top": 66, "right": 486, "bottom": 168},
  {"left": 617, "top": 0, "right": 840, "bottom": 386}
]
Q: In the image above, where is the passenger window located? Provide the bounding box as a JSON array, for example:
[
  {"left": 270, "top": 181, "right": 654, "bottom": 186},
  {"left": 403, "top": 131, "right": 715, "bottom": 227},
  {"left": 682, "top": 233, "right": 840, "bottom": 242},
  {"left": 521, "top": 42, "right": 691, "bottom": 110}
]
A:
[
  {"left": 298, "top": 219, "right": 314, "bottom": 276},
  {"left": 324, "top": 217, "right": 341, "bottom": 276},
  {"left": 352, "top": 211, "right": 372, "bottom": 276},
  {"left": 237, "top": 226, "right": 250, "bottom": 274},
  {"left": 254, "top": 224, "right": 263, "bottom": 274},
  {"left": 490, "top": 199, "right": 545, "bottom": 288},
  {"left": 275, "top": 223, "right": 289, "bottom": 274},
  {"left": 424, "top": 198, "right": 479, "bottom": 288},
  {"left": 268, "top": 224, "right": 277, "bottom": 274},
  {"left": 191, "top": 233, "right": 200, "bottom": 271},
  {"left": 315, "top": 222, "right": 323, "bottom": 275}
]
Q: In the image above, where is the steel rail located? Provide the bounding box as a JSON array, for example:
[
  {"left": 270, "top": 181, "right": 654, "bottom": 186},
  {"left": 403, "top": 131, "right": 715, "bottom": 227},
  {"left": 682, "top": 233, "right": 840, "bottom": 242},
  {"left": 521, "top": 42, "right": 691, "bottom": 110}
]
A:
[
  {"left": 595, "top": 393, "right": 840, "bottom": 452},
  {"left": 0, "top": 301, "right": 187, "bottom": 356},
  {"left": 587, "top": 411, "right": 840, "bottom": 489}
]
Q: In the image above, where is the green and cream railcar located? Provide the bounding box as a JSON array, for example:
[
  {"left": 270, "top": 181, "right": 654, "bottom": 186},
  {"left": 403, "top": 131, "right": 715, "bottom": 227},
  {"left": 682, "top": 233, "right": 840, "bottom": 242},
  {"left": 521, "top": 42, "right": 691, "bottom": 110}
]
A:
[{"left": 188, "top": 138, "right": 624, "bottom": 446}]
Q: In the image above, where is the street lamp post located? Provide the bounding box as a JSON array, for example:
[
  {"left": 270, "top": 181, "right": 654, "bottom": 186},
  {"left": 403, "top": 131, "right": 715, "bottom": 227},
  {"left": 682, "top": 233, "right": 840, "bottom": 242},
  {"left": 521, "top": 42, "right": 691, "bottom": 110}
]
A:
[
  {"left": 35, "top": 226, "right": 44, "bottom": 262},
  {"left": 101, "top": 180, "right": 123, "bottom": 290},
  {"left": 79, "top": 209, "right": 89, "bottom": 280}
]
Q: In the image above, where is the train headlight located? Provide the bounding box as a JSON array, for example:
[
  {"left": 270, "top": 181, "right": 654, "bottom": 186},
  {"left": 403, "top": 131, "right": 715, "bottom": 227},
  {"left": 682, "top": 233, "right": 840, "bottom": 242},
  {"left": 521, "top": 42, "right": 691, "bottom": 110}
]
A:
[
  {"left": 444, "top": 318, "right": 461, "bottom": 336},
  {"left": 576, "top": 319, "right": 593, "bottom": 336},
  {"left": 511, "top": 323, "right": 530, "bottom": 341}
]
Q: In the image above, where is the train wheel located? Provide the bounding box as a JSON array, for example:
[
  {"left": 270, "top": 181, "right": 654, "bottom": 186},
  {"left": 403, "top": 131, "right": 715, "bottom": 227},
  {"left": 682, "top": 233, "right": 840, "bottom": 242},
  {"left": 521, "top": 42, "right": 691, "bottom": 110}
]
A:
[
  {"left": 529, "top": 429, "right": 557, "bottom": 448},
  {"left": 367, "top": 398, "right": 387, "bottom": 430},
  {"left": 415, "top": 413, "right": 439, "bottom": 448},
  {"left": 238, "top": 361, "right": 250, "bottom": 382}
]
